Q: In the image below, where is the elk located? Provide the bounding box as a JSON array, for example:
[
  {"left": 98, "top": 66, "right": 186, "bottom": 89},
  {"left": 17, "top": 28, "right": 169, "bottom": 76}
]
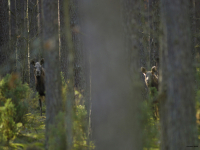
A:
[
  {"left": 141, "top": 66, "right": 158, "bottom": 91},
  {"left": 30, "top": 58, "right": 45, "bottom": 116},
  {"left": 141, "top": 66, "right": 159, "bottom": 119}
]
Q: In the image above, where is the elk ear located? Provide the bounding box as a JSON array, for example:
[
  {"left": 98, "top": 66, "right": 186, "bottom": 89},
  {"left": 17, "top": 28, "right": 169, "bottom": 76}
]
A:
[
  {"left": 40, "top": 58, "right": 44, "bottom": 65},
  {"left": 151, "top": 66, "right": 157, "bottom": 73},
  {"left": 141, "top": 67, "right": 146, "bottom": 74},
  {"left": 30, "top": 60, "right": 35, "bottom": 66}
]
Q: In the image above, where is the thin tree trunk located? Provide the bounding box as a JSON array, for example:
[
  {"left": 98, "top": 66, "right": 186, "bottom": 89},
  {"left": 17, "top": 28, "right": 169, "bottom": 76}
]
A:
[
  {"left": 10, "top": 0, "right": 17, "bottom": 73},
  {"left": 0, "top": 0, "right": 9, "bottom": 76},
  {"left": 37, "top": 0, "right": 43, "bottom": 59},
  {"left": 195, "top": 0, "right": 200, "bottom": 56},
  {"left": 160, "top": 0, "right": 198, "bottom": 149},
  {"left": 16, "top": 0, "right": 25, "bottom": 77},
  {"left": 29, "top": 0, "right": 37, "bottom": 89},
  {"left": 22, "top": 0, "right": 29, "bottom": 84}
]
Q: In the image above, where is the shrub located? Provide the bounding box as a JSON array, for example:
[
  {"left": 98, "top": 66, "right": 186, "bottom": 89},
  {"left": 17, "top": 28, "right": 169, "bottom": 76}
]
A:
[
  {"left": 48, "top": 82, "right": 94, "bottom": 150},
  {"left": 48, "top": 106, "right": 94, "bottom": 150},
  {"left": 0, "top": 99, "right": 17, "bottom": 143},
  {"left": 26, "top": 145, "right": 42, "bottom": 150},
  {"left": 0, "top": 74, "right": 29, "bottom": 124},
  {"left": 140, "top": 87, "right": 160, "bottom": 149}
]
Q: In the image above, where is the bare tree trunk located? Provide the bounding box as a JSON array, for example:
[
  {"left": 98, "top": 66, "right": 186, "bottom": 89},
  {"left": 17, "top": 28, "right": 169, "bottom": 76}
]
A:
[
  {"left": 22, "top": 0, "right": 29, "bottom": 84},
  {"left": 160, "top": 0, "right": 198, "bottom": 149},
  {"left": 29, "top": 0, "right": 38, "bottom": 88},
  {"left": 0, "top": 0, "right": 9, "bottom": 76},
  {"left": 10, "top": 0, "right": 17, "bottom": 73},
  {"left": 37, "top": 0, "right": 43, "bottom": 59},
  {"left": 149, "top": 0, "right": 160, "bottom": 68},
  {"left": 16, "top": 0, "right": 25, "bottom": 78},
  {"left": 43, "top": 0, "right": 62, "bottom": 149},
  {"left": 195, "top": 0, "right": 200, "bottom": 56},
  {"left": 60, "top": 0, "right": 68, "bottom": 81},
  {"left": 80, "top": 0, "right": 143, "bottom": 149}
]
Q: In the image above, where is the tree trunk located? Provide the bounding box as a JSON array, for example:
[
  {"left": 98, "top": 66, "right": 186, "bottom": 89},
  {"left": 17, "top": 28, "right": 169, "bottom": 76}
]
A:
[
  {"left": 43, "top": 0, "right": 62, "bottom": 149},
  {"left": 149, "top": 0, "right": 160, "bottom": 68},
  {"left": 60, "top": 0, "right": 68, "bottom": 81},
  {"left": 29, "top": 0, "right": 38, "bottom": 88},
  {"left": 9, "top": 0, "right": 17, "bottom": 73},
  {"left": 80, "top": 0, "right": 143, "bottom": 149},
  {"left": 0, "top": 0, "right": 9, "bottom": 76},
  {"left": 16, "top": 0, "right": 25, "bottom": 78},
  {"left": 63, "top": 0, "right": 75, "bottom": 149},
  {"left": 37, "top": 0, "right": 43, "bottom": 59},
  {"left": 22, "top": 0, "right": 29, "bottom": 84},
  {"left": 195, "top": 0, "right": 200, "bottom": 56},
  {"left": 160, "top": 0, "right": 198, "bottom": 149}
]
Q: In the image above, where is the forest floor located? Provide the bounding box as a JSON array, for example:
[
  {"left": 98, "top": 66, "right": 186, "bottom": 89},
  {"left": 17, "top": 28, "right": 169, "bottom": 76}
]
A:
[{"left": 0, "top": 110, "right": 199, "bottom": 150}]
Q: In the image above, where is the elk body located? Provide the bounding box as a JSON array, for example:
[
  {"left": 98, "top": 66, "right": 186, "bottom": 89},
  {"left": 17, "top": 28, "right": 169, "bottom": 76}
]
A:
[{"left": 31, "top": 58, "right": 45, "bottom": 116}]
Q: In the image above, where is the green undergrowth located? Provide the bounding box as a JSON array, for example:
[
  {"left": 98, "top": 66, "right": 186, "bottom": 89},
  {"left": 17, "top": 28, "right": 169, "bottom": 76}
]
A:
[
  {"left": 141, "top": 87, "right": 160, "bottom": 150},
  {"left": 0, "top": 73, "right": 94, "bottom": 149},
  {"left": 0, "top": 113, "right": 45, "bottom": 150}
]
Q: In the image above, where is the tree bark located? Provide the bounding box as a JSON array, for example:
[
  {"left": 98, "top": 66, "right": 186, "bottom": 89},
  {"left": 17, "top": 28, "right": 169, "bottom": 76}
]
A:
[
  {"left": 63, "top": 0, "right": 75, "bottom": 149},
  {"left": 60, "top": 0, "right": 68, "bottom": 81},
  {"left": 80, "top": 0, "right": 143, "bottom": 149},
  {"left": 29, "top": 0, "right": 38, "bottom": 88},
  {"left": 160, "top": 0, "right": 198, "bottom": 149},
  {"left": 195, "top": 0, "right": 200, "bottom": 55},
  {"left": 0, "top": 0, "right": 9, "bottom": 76},
  {"left": 149, "top": 0, "right": 160, "bottom": 68},
  {"left": 16, "top": 0, "right": 25, "bottom": 78},
  {"left": 43, "top": 0, "right": 62, "bottom": 149}
]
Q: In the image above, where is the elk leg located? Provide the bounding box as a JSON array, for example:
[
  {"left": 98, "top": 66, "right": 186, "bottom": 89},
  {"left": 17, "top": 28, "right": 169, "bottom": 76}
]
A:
[{"left": 39, "top": 98, "right": 42, "bottom": 116}]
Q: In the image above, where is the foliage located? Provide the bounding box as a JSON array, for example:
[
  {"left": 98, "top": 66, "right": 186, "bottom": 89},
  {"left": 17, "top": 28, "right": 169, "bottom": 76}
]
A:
[
  {"left": 140, "top": 88, "right": 160, "bottom": 149},
  {"left": 25, "top": 145, "right": 42, "bottom": 150},
  {"left": 48, "top": 83, "right": 94, "bottom": 150},
  {"left": 48, "top": 105, "right": 94, "bottom": 150},
  {"left": 73, "top": 105, "right": 89, "bottom": 149},
  {"left": 0, "top": 74, "right": 30, "bottom": 124},
  {"left": 0, "top": 99, "right": 17, "bottom": 143},
  {"left": 61, "top": 71, "right": 66, "bottom": 87}
]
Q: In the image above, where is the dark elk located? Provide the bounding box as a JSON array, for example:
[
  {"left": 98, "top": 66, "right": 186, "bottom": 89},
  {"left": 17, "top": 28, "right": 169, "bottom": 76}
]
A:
[
  {"left": 141, "top": 66, "right": 158, "bottom": 92},
  {"left": 30, "top": 58, "right": 45, "bottom": 116},
  {"left": 141, "top": 66, "right": 159, "bottom": 119}
]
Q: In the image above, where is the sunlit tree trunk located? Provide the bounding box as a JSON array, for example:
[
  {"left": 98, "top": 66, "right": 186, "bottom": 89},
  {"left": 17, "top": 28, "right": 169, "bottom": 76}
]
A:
[
  {"left": 43, "top": 0, "right": 62, "bottom": 149},
  {"left": 160, "top": 0, "right": 198, "bottom": 149}
]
